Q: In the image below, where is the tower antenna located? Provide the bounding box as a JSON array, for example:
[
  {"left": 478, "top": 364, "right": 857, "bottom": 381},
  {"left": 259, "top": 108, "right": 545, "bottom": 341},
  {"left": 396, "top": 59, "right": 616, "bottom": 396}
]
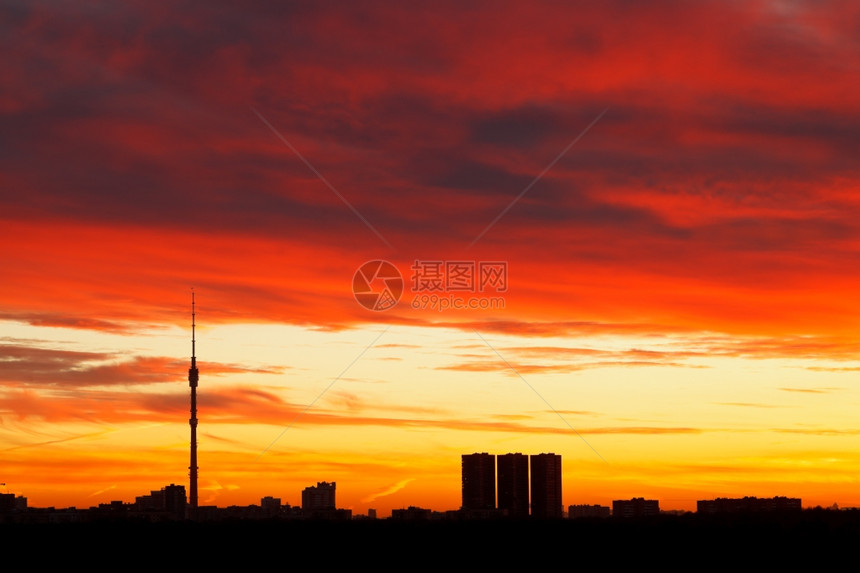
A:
[{"left": 188, "top": 289, "right": 199, "bottom": 518}]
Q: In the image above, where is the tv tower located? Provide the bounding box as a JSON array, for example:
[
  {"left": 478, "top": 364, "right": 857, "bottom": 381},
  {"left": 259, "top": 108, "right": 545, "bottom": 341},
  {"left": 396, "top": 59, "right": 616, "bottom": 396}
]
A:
[{"left": 188, "top": 290, "right": 199, "bottom": 517}]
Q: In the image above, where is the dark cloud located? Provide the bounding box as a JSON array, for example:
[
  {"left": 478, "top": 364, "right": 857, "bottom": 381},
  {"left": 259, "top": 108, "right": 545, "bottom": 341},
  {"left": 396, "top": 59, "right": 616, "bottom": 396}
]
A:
[
  {"left": 471, "top": 104, "right": 571, "bottom": 149},
  {"left": 2, "top": 0, "right": 860, "bottom": 335},
  {"left": 0, "top": 313, "right": 139, "bottom": 334},
  {"left": 0, "top": 343, "right": 286, "bottom": 388}
]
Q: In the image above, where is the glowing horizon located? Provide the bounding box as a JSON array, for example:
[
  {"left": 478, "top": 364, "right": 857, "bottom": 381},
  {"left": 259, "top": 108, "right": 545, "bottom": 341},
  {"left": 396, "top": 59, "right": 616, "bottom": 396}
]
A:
[{"left": 2, "top": 0, "right": 860, "bottom": 515}]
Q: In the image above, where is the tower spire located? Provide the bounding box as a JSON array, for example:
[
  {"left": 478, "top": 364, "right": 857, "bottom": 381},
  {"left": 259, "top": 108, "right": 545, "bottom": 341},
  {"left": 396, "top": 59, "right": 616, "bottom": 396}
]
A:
[{"left": 188, "top": 289, "right": 199, "bottom": 517}]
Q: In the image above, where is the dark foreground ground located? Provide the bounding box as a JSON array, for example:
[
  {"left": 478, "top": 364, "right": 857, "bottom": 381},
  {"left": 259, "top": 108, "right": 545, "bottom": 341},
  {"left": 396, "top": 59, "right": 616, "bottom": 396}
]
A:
[{"left": 4, "top": 510, "right": 858, "bottom": 565}]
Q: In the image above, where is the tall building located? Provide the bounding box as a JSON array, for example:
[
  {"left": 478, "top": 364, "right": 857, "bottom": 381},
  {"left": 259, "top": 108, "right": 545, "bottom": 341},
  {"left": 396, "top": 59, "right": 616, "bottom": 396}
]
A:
[
  {"left": 0, "top": 493, "right": 27, "bottom": 514},
  {"left": 188, "top": 292, "right": 199, "bottom": 517},
  {"left": 163, "top": 484, "right": 187, "bottom": 519},
  {"left": 569, "top": 504, "right": 611, "bottom": 519},
  {"left": 497, "top": 453, "right": 529, "bottom": 517},
  {"left": 697, "top": 496, "right": 801, "bottom": 514},
  {"left": 613, "top": 498, "right": 660, "bottom": 517},
  {"left": 261, "top": 496, "right": 281, "bottom": 517},
  {"left": 462, "top": 453, "right": 496, "bottom": 509},
  {"left": 134, "top": 484, "right": 187, "bottom": 520},
  {"left": 302, "top": 481, "right": 336, "bottom": 510},
  {"left": 530, "top": 453, "right": 562, "bottom": 518}
]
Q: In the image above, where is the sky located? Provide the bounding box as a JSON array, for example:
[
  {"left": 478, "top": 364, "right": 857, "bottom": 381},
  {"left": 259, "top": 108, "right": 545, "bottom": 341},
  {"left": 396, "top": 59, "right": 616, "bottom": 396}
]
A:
[{"left": 2, "top": 0, "right": 860, "bottom": 515}]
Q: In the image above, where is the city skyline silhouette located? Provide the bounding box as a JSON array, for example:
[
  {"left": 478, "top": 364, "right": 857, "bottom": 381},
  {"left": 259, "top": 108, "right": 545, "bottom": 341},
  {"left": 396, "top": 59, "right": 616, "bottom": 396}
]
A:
[{"left": 3, "top": 1, "right": 860, "bottom": 518}]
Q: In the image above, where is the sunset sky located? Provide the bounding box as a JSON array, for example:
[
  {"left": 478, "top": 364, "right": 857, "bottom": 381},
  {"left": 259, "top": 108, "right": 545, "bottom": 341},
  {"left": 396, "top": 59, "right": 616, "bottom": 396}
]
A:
[{"left": 2, "top": 1, "right": 860, "bottom": 515}]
